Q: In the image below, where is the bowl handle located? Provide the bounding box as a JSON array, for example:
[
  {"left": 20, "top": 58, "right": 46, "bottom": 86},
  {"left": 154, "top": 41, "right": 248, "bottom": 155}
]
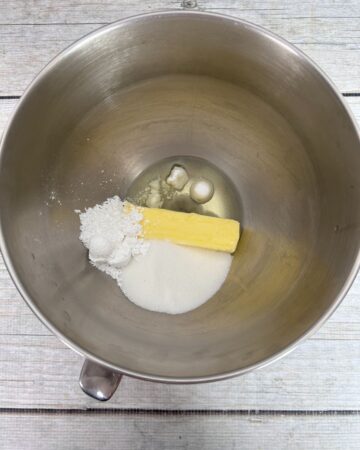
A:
[{"left": 79, "top": 359, "right": 122, "bottom": 401}]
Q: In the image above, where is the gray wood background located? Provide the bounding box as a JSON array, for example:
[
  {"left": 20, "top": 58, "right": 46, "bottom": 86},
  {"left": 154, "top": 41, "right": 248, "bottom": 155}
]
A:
[{"left": 0, "top": 1, "right": 359, "bottom": 448}]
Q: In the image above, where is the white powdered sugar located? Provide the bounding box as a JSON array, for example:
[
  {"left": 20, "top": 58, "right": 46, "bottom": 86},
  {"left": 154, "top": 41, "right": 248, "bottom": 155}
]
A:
[{"left": 79, "top": 196, "right": 149, "bottom": 283}]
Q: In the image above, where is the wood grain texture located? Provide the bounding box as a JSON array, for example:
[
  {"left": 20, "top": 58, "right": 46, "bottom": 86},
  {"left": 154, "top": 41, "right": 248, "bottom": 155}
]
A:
[
  {"left": 0, "top": 99, "right": 18, "bottom": 134},
  {"left": 0, "top": 333, "right": 360, "bottom": 410},
  {"left": 0, "top": 412, "right": 359, "bottom": 450},
  {"left": 1, "top": 8, "right": 360, "bottom": 450},
  {"left": 345, "top": 97, "right": 360, "bottom": 123},
  {"left": 0, "top": 0, "right": 359, "bottom": 24},
  {"left": 0, "top": 0, "right": 360, "bottom": 95}
]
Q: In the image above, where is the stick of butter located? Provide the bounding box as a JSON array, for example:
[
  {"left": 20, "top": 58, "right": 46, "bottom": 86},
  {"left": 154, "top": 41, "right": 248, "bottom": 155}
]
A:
[{"left": 128, "top": 203, "right": 240, "bottom": 253}]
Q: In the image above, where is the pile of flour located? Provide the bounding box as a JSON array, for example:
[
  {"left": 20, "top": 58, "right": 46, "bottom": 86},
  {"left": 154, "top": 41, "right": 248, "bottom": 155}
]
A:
[{"left": 79, "top": 196, "right": 232, "bottom": 314}]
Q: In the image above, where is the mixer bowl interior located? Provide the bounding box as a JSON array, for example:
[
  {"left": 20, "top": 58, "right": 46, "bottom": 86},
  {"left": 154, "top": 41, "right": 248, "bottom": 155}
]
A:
[{"left": 1, "top": 12, "right": 359, "bottom": 380}]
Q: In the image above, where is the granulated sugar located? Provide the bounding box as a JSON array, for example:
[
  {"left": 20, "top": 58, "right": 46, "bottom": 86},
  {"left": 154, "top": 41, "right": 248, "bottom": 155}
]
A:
[{"left": 121, "top": 240, "right": 232, "bottom": 314}]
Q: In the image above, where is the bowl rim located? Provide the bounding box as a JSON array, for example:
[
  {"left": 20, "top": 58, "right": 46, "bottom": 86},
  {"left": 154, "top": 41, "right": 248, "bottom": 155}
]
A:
[{"left": 1, "top": 10, "right": 360, "bottom": 384}]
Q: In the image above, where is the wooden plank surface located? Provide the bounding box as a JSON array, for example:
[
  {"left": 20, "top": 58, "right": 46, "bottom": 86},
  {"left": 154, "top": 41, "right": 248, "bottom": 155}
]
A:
[
  {"left": 0, "top": 0, "right": 360, "bottom": 448},
  {"left": 0, "top": 411, "right": 359, "bottom": 450},
  {"left": 1, "top": 334, "right": 360, "bottom": 410},
  {"left": 0, "top": 0, "right": 359, "bottom": 24}
]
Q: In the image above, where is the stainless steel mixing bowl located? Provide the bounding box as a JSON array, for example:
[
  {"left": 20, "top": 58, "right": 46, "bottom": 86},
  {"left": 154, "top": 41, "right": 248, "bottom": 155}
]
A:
[{"left": 1, "top": 11, "right": 360, "bottom": 401}]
